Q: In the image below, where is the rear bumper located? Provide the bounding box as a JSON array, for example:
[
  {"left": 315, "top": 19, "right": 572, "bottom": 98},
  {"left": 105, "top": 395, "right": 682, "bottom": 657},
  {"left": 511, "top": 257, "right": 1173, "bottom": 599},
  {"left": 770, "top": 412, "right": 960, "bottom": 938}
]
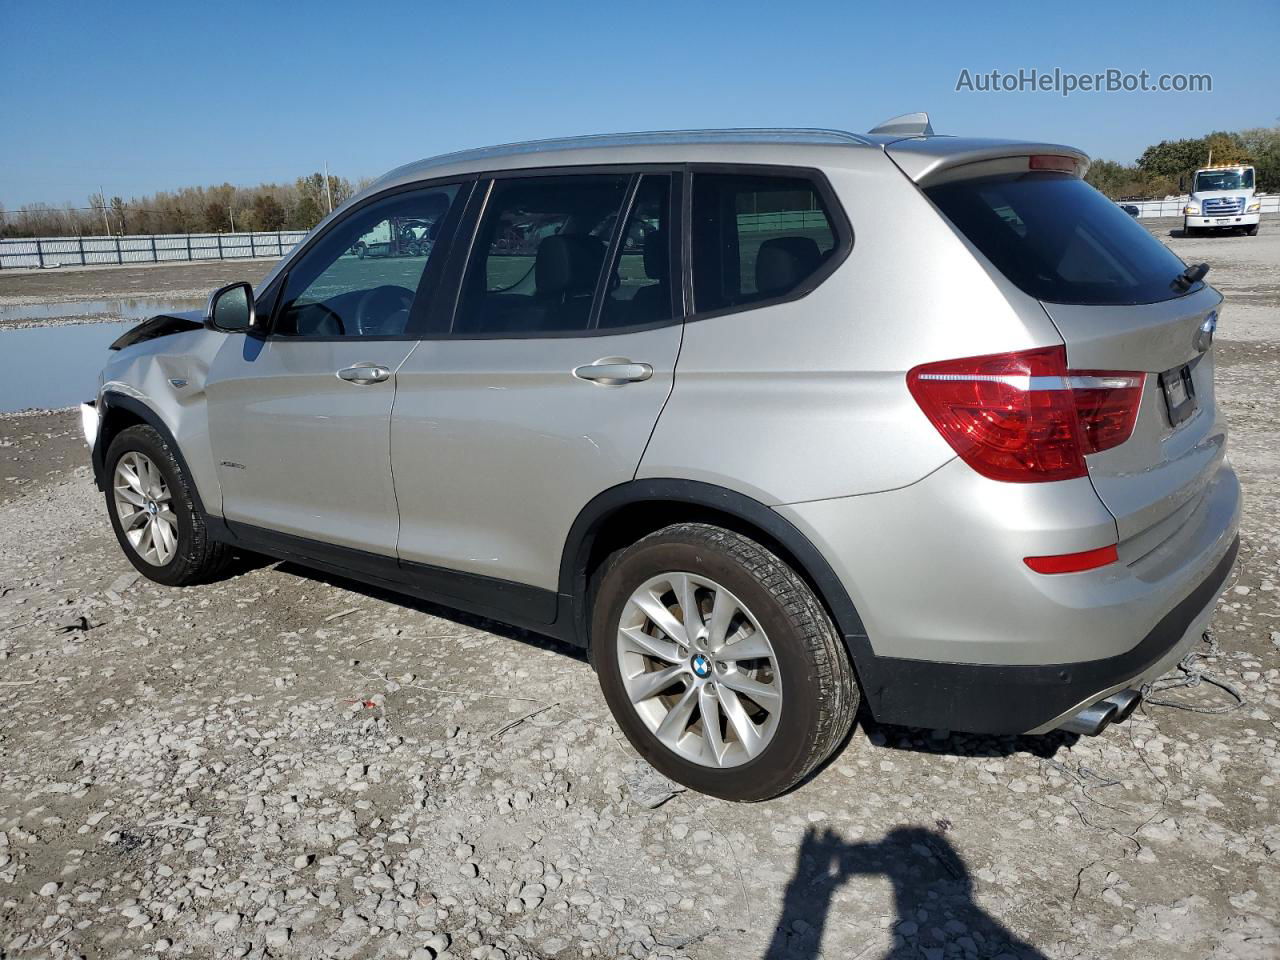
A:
[
  {"left": 776, "top": 456, "right": 1241, "bottom": 735},
  {"left": 853, "top": 535, "right": 1236, "bottom": 734}
]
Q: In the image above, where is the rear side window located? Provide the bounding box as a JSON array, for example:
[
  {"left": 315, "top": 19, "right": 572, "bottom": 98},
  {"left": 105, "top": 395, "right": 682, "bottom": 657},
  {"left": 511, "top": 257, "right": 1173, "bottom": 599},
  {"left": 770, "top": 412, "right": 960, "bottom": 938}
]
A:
[
  {"left": 454, "top": 174, "right": 629, "bottom": 335},
  {"left": 691, "top": 173, "right": 838, "bottom": 314},
  {"left": 925, "top": 173, "right": 1190, "bottom": 306}
]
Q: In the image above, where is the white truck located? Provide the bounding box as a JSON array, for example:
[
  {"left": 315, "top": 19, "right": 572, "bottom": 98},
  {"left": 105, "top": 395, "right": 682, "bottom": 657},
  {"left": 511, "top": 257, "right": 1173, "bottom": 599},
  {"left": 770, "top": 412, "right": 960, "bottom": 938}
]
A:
[{"left": 1183, "top": 164, "right": 1261, "bottom": 236}]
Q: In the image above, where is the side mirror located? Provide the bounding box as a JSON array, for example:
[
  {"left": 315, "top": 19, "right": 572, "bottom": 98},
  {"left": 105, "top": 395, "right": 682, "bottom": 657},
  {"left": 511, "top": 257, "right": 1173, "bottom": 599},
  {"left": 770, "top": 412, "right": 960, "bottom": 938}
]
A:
[{"left": 205, "top": 282, "right": 256, "bottom": 333}]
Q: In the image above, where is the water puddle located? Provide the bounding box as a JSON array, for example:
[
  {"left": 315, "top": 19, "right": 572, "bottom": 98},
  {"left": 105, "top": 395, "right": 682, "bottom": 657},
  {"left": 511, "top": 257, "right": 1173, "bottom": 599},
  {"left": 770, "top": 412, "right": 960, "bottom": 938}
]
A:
[
  {"left": 0, "top": 321, "right": 134, "bottom": 413},
  {"left": 0, "top": 296, "right": 203, "bottom": 325}
]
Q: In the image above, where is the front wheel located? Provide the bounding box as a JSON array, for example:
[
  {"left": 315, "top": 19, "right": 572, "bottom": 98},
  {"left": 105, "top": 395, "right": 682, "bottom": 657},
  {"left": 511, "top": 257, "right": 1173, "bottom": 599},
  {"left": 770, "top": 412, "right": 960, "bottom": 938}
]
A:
[
  {"left": 104, "top": 425, "right": 232, "bottom": 586},
  {"left": 1245, "top": 224, "right": 1259, "bottom": 236},
  {"left": 591, "top": 523, "right": 858, "bottom": 801}
]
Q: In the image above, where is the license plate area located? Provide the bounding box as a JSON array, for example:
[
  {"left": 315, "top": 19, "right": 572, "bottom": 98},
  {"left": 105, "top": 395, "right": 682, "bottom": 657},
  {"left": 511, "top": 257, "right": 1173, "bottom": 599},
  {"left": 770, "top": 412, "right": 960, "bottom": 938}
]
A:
[{"left": 1160, "top": 363, "right": 1197, "bottom": 426}]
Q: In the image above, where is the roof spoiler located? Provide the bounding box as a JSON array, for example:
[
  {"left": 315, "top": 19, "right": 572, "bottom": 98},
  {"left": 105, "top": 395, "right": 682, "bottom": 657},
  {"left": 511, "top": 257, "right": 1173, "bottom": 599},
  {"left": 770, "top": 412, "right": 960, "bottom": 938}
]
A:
[{"left": 868, "top": 112, "right": 934, "bottom": 137}]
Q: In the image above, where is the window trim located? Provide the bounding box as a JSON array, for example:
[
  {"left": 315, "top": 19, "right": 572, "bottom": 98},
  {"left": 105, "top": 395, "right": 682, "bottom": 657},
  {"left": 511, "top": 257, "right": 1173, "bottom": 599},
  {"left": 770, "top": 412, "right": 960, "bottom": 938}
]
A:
[
  {"left": 430, "top": 165, "right": 687, "bottom": 341},
  {"left": 682, "top": 163, "right": 853, "bottom": 323},
  {"left": 255, "top": 177, "right": 476, "bottom": 343},
  {"left": 594, "top": 172, "right": 683, "bottom": 331}
]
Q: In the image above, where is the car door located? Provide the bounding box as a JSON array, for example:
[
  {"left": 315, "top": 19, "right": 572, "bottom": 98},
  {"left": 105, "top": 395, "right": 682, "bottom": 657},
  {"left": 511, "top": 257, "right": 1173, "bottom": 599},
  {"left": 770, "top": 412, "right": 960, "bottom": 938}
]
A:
[
  {"left": 391, "top": 171, "right": 683, "bottom": 603},
  {"left": 206, "top": 181, "right": 467, "bottom": 557}
]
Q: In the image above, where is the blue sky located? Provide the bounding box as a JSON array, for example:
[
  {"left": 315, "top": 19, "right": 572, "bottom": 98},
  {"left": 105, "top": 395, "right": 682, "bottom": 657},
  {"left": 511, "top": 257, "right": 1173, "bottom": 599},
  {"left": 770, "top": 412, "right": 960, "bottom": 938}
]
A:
[{"left": 2, "top": 0, "right": 1276, "bottom": 207}]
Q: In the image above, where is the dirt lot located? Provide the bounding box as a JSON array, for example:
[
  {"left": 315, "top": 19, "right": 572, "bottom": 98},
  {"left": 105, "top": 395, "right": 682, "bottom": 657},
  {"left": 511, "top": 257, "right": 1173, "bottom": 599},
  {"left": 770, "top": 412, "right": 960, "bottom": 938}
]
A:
[
  {"left": 0, "top": 219, "right": 1277, "bottom": 959},
  {"left": 0, "top": 261, "right": 277, "bottom": 324}
]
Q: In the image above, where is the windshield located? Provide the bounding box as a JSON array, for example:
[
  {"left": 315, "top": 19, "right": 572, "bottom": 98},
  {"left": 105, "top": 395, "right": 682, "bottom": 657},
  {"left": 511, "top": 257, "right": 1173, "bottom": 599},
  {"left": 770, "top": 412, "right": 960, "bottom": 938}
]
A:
[
  {"left": 926, "top": 172, "right": 1193, "bottom": 306},
  {"left": 1194, "top": 169, "right": 1254, "bottom": 192}
]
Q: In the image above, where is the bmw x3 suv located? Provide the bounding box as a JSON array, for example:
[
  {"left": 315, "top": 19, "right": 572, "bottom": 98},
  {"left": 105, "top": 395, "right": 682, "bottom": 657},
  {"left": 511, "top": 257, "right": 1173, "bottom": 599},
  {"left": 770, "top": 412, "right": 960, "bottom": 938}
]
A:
[{"left": 84, "top": 119, "right": 1241, "bottom": 800}]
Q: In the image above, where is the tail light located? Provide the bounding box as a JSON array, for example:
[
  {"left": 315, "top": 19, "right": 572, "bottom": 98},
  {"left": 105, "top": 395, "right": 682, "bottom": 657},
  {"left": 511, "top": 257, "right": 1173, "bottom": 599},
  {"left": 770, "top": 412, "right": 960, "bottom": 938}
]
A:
[{"left": 907, "top": 346, "right": 1144, "bottom": 483}]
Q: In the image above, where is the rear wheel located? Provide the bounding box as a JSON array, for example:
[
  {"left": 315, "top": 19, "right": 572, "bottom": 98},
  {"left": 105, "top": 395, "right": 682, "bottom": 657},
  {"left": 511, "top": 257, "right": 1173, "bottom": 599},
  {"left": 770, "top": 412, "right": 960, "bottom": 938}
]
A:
[
  {"left": 592, "top": 523, "right": 858, "bottom": 801},
  {"left": 104, "top": 425, "right": 232, "bottom": 586}
]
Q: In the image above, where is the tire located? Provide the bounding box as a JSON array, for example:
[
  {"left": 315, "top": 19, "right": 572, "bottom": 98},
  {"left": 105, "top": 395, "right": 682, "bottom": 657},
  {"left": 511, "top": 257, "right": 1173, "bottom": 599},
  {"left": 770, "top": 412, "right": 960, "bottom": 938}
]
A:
[
  {"left": 1184, "top": 226, "right": 1200, "bottom": 237},
  {"left": 591, "top": 522, "right": 858, "bottom": 801},
  {"left": 1246, "top": 224, "right": 1259, "bottom": 236},
  {"left": 104, "top": 424, "right": 232, "bottom": 587}
]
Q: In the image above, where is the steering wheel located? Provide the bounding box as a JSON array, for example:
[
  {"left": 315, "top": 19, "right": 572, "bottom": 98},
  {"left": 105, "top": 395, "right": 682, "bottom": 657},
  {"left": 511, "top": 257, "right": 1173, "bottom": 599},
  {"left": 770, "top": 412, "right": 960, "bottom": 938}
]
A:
[{"left": 354, "top": 285, "right": 414, "bottom": 336}]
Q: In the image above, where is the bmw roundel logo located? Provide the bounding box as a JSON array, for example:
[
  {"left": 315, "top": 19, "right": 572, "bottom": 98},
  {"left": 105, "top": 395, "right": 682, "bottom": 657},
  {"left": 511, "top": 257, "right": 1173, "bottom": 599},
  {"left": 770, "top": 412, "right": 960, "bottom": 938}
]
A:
[
  {"left": 691, "top": 653, "right": 712, "bottom": 678},
  {"left": 1195, "top": 311, "right": 1217, "bottom": 353}
]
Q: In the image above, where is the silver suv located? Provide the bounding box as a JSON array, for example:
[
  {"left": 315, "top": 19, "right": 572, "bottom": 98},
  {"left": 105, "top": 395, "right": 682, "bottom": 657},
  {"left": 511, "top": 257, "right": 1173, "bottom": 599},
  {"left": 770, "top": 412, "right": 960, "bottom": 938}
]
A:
[{"left": 84, "top": 120, "right": 1241, "bottom": 800}]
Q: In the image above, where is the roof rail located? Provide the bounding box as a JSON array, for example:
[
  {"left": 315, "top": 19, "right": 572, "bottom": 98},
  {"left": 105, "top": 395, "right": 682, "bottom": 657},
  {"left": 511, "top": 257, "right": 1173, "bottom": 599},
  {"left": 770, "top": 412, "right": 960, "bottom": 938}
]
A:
[{"left": 868, "top": 112, "right": 935, "bottom": 137}]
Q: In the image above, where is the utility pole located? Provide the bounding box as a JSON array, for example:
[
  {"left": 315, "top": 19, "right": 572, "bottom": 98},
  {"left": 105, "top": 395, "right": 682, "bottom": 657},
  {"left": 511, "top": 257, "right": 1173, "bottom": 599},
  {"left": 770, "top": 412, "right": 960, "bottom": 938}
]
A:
[
  {"left": 323, "top": 160, "right": 334, "bottom": 215},
  {"left": 229, "top": 205, "right": 236, "bottom": 233},
  {"left": 98, "top": 185, "right": 111, "bottom": 235}
]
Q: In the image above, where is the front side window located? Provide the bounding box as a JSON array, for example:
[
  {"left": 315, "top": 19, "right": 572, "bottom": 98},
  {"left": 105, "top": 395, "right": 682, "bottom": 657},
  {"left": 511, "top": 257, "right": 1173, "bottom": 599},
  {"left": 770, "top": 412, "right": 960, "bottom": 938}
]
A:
[
  {"left": 453, "top": 175, "right": 629, "bottom": 336},
  {"left": 691, "top": 173, "right": 838, "bottom": 314},
  {"left": 273, "top": 184, "right": 460, "bottom": 338}
]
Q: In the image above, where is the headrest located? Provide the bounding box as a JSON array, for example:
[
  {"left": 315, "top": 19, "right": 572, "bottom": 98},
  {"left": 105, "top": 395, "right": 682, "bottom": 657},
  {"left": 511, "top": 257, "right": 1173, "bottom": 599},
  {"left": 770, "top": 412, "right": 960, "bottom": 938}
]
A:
[
  {"left": 755, "top": 236, "right": 821, "bottom": 297},
  {"left": 642, "top": 229, "right": 667, "bottom": 281},
  {"left": 536, "top": 234, "right": 605, "bottom": 298}
]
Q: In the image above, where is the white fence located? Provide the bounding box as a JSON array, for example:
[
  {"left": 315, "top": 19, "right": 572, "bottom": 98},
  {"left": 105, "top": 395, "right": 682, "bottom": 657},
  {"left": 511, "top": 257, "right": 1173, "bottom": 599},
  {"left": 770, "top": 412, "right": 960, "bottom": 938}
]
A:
[
  {"left": 1125, "top": 195, "right": 1279, "bottom": 219},
  {"left": 0, "top": 230, "right": 309, "bottom": 270}
]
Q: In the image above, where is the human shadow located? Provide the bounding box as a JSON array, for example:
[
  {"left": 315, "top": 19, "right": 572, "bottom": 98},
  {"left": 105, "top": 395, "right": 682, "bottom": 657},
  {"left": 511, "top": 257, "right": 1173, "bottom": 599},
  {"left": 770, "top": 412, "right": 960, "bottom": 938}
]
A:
[{"left": 763, "top": 826, "right": 1047, "bottom": 960}]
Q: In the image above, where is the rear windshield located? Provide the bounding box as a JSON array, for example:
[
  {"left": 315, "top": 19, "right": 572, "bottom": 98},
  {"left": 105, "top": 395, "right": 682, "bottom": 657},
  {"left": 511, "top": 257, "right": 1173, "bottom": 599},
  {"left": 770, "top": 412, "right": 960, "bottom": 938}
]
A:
[{"left": 925, "top": 172, "right": 1191, "bottom": 306}]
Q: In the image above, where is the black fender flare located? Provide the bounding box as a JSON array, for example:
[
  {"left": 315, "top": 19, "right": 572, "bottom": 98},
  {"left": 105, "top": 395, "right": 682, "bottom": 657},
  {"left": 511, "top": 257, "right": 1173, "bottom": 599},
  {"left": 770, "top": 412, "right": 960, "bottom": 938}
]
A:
[
  {"left": 93, "top": 392, "right": 211, "bottom": 519},
  {"left": 556, "top": 478, "right": 871, "bottom": 664}
]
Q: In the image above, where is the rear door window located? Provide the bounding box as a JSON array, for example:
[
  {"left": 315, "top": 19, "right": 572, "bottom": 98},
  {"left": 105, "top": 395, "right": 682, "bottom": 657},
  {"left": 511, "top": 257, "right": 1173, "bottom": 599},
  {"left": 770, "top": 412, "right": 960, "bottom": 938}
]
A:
[
  {"left": 925, "top": 172, "right": 1191, "bottom": 306},
  {"left": 691, "top": 172, "right": 840, "bottom": 314},
  {"left": 599, "top": 174, "right": 675, "bottom": 328},
  {"left": 453, "top": 174, "right": 630, "bottom": 336}
]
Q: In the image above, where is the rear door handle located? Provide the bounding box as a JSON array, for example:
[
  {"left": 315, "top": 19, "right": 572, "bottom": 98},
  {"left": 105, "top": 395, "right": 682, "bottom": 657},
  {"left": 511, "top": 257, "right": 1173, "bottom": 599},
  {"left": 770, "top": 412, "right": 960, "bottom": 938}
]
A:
[
  {"left": 337, "top": 363, "right": 392, "bottom": 384},
  {"left": 572, "top": 357, "right": 653, "bottom": 385}
]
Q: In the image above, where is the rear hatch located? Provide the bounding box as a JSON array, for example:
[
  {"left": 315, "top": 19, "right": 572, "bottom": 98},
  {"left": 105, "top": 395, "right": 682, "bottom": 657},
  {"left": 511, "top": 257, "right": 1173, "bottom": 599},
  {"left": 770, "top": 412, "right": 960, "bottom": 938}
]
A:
[{"left": 913, "top": 153, "right": 1225, "bottom": 559}]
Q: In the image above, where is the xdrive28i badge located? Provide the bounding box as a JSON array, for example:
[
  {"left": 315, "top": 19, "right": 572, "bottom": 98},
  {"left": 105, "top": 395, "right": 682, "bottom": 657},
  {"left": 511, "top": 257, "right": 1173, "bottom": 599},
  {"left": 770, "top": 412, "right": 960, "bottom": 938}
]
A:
[{"left": 1195, "top": 311, "right": 1218, "bottom": 353}]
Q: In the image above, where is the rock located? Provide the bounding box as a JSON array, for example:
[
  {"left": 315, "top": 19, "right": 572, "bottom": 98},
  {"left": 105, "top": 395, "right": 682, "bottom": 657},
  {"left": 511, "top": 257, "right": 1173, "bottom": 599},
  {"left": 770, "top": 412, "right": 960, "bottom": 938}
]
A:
[
  {"left": 423, "top": 932, "right": 451, "bottom": 954},
  {"left": 38, "top": 881, "right": 59, "bottom": 896},
  {"left": 265, "top": 927, "right": 290, "bottom": 947},
  {"left": 109, "top": 572, "right": 140, "bottom": 594},
  {"left": 213, "top": 914, "right": 242, "bottom": 934}
]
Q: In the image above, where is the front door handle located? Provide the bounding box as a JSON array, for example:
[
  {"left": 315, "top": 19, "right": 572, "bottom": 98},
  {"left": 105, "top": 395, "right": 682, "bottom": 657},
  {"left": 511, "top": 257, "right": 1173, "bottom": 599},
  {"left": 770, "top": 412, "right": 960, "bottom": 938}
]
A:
[
  {"left": 572, "top": 357, "right": 653, "bottom": 385},
  {"left": 337, "top": 363, "right": 391, "bottom": 384}
]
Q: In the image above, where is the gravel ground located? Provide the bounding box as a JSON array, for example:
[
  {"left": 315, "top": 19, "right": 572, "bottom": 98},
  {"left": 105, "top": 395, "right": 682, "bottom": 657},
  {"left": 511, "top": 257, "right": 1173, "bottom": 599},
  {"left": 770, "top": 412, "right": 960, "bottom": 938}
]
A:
[{"left": 0, "top": 218, "right": 1277, "bottom": 960}]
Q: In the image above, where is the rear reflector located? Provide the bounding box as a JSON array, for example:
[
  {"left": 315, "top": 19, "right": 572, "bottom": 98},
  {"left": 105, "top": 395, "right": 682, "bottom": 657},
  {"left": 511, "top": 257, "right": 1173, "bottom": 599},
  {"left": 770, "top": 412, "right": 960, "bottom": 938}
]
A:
[
  {"left": 1029, "top": 154, "right": 1078, "bottom": 173},
  {"left": 1024, "top": 544, "right": 1119, "bottom": 574},
  {"left": 907, "top": 346, "right": 1144, "bottom": 483}
]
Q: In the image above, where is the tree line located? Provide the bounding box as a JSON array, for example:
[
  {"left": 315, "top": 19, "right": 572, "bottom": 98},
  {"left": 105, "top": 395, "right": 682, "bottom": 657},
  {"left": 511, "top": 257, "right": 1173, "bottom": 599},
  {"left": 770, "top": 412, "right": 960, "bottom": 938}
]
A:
[
  {"left": 1085, "top": 126, "right": 1280, "bottom": 199},
  {"left": 0, "top": 173, "right": 371, "bottom": 239},
  {"left": 4, "top": 126, "right": 1278, "bottom": 237}
]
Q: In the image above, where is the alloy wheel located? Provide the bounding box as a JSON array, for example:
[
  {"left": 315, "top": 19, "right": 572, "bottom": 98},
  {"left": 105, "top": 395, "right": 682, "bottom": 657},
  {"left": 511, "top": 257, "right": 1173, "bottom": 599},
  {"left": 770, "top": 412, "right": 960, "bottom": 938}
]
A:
[
  {"left": 616, "top": 572, "right": 782, "bottom": 768},
  {"left": 112, "top": 451, "right": 178, "bottom": 566}
]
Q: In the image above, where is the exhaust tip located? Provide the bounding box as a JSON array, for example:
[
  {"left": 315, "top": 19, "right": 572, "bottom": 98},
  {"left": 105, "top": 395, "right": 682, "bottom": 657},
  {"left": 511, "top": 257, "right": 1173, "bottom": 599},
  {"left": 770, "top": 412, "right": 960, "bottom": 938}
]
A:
[
  {"left": 1057, "top": 689, "right": 1142, "bottom": 736},
  {"left": 1102, "top": 689, "right": 1141, "bottom": 724}
]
